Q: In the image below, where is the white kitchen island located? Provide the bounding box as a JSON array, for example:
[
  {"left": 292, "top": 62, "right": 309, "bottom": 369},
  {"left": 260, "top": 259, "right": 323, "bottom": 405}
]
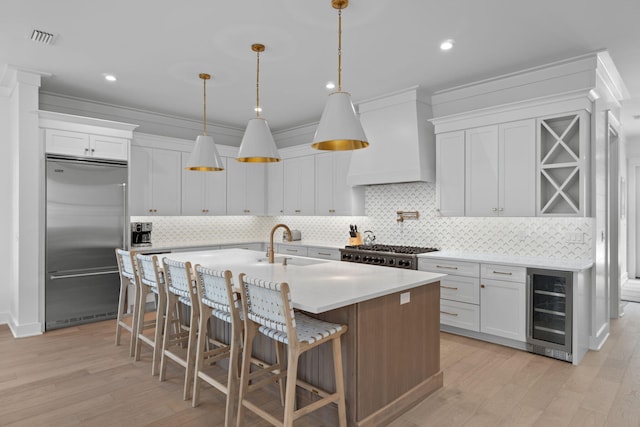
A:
[{"left": 164, "top": 249, "right": 446, "bottom": 427}]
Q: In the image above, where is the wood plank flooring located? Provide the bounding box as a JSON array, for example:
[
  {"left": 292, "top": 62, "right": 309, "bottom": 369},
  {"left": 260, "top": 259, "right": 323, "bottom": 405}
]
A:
[{"left": 1, "top": 303, "right": 639, "bottom": 426}]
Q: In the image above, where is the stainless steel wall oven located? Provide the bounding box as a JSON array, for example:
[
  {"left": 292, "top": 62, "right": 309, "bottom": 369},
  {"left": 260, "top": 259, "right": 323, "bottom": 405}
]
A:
[{"left": 526, "top": 268, "right": 573, "bottom": 362}]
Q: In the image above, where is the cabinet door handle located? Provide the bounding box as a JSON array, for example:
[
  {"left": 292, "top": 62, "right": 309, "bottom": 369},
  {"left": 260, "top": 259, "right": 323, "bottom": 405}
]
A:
[
  {"left": 440, "top": 285, "right": 459, "bottom": 291},
  {"left": 481, "top": 284, "right": 485, "bottom": 288},
  {"left": 492, "top": 270, "right": 513, "bottom": 275},
  {"left": 329, "top": 209, "right": 335, "bottom": 213},
  {"left": 492, "top": 207, "right": 498, "bottom": 212},
  {"left": 295, "top": 209, "right": 301, "bottom": 213},
  {"left": 435, "top": 265, "right": 458, "bottom": 270},
  {"left": 244, "top": 209, "right": 250, "bottom": 213},
  {"left": 84, "top": 148, "right": 89, "bottom": 153},
  {"left": 440, "top": 311, "right": 459, "bottom": 317},
  {"left": 91, "top": 148, "right": 95, "bottom": 153},
  {"left": 498, "top": 208, "right": 504, "bottom": 212},
  {"left": 285, "top": 249, "right": 297, "bottom": 252},
  {"left": 317, "top": 252, "right": 332, "bottom": 256}
]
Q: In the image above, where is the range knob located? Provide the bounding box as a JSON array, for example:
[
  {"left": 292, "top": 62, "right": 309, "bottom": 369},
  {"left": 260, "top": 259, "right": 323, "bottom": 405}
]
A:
[
  {"left": 363, "top": 256, "right": 370, "bottom": 262},
  {"left": 354, "top": 255, "right": 360, "bottom": 261},
  {"left": 388, "top": 259, "right": 395, "bottom": 265},
  {"left": 398, "top": 260, "right": 407, "bottom": 267}
]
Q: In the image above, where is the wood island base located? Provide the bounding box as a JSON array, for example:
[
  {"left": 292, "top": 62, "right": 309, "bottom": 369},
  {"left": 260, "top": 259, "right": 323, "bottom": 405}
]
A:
[{"left": 297, "top": 280, "right": 443, "bottom": 426}]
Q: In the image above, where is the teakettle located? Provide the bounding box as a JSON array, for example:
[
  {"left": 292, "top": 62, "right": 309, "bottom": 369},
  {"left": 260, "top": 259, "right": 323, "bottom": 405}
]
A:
[{"left": 363, "top": 230, "right": 376, "bottom": 246}]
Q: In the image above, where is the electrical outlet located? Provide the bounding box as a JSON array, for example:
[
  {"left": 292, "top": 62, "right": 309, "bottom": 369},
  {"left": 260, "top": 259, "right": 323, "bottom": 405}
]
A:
[
  {"left": 566, "top": 232, "right": 584, "bottom": 243},
  {"left": 400, "top": 292, "right": 410, "bottom": 305}
]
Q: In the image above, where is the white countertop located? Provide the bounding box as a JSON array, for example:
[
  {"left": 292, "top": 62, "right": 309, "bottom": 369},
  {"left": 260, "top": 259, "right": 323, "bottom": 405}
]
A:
[
  {"left": 418, "top": 251, "right": 593, "bottom": 272},
  {"left": 162, "top": 249, "right": 445, "bottom": 313}
]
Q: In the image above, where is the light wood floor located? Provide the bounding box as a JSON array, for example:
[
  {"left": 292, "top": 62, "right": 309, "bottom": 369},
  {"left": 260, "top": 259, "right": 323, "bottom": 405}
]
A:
[{"left": 2, "top": 303, "right": 639, "bottom": 427}]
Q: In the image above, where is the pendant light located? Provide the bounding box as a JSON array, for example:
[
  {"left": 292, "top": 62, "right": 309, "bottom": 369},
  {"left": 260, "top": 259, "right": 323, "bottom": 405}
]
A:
[
  {"left": 311, "top": 0, "right": 369, "bottom": 151},
  {"left": 185, "top": 73, "right": 224, "bottom": 171},
  {"left": 237, "top": 43, "right": 280, "bottom": 162}
]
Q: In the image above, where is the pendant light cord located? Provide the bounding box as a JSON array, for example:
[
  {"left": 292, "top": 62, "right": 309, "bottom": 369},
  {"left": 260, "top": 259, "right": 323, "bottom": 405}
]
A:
[
  {"left": 202, "top": 76, "right": 207, "bottom": 136},
  {"left": 256, "top": 49, "right": 261, "bottom": 118},
  {"left": 337, "top": 8, "right": 342, "bottom": 92}
]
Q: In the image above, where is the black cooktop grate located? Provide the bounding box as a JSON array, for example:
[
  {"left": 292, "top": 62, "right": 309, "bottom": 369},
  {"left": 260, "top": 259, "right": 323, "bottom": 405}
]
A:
[{"left": 344, "top": 244, "right": 438, "bottom": 254}]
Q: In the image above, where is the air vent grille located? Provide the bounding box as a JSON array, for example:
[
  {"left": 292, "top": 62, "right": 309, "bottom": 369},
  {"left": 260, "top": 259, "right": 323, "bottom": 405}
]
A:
[{"left": 30, "top": 29, "right": 55, "bottom": 45}]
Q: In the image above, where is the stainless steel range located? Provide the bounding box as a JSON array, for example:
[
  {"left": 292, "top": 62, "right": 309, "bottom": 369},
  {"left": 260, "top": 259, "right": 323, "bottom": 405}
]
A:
[{"left": 340, "top": 244, "right": 438, "bottom": 270}]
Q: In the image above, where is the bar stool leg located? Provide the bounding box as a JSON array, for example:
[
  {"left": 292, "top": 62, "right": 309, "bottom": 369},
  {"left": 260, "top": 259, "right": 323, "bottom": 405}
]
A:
[
  {"left": 333, "top": 337, "right": 347, "bottom": 427},
  {"left": 236, "top": 321, "right": 257, "bottom": 427},
  {"left": 134, "top": 284, "right": 150, "bottom": 362},
  {"left": 282, "top": 347, "right": 300, "bottom": 427},
  {"left": 159, "top": 293, "right": 177, "bottom": 382},
  {"left": 151, "top": 290, "right": 166, "bottom": 376}
]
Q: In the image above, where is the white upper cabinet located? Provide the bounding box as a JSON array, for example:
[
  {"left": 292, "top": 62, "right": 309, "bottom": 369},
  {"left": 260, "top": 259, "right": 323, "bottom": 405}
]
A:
[
  {"left": 315, "top": 151, "right": 359, "bottom": 216},
  {"left": 181, "top": 154, "right": 227, "bottom": 216},
  {"left": 266, "top": 161, "right": 284, "bottom": 216},
  {"left": 40, "top": 111, "right": 136, "bottom": 161},
  {"left": 129, "top": 145, "right": 182, "bottom": 216},
  {"left": 436, "top": 130, "right": 465, "bottom": 217},
  {"left": 537, "top": 111, "right": 589, "bottom": 216},
  {"left": 226, "top": 160, "right": 267, "bottom": 216},
  {"left": 46, "top": 129, "right": 129, "bottom": 160},
  {"left": 465, "top": 120, "right": 535, "bottom": 217},
  {"left": 283, "top": 156, "right": 315, "bottom": 215}
]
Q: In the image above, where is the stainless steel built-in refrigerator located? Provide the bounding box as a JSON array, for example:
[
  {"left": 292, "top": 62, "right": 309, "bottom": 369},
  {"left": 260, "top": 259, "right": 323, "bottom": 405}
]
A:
[{"left": 45, "top": 155, "right": 127, "bottom": 330}]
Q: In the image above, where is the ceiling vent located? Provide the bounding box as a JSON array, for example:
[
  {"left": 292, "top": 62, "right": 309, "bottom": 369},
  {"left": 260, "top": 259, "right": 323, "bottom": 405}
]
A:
[{"left": 30, "top": 29, "right": 55, "bottom": 45}]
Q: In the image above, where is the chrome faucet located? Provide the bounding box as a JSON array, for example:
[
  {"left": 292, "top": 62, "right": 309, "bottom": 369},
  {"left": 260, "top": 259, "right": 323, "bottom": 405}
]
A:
[{"left": 268, "top": 223, "right": 292, "bottom": 263}]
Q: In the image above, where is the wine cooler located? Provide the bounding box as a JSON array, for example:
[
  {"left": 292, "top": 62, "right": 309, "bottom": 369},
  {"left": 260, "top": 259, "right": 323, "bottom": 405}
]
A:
[{"left": 526, "top": 268, "right": 573, "bottom": 362}]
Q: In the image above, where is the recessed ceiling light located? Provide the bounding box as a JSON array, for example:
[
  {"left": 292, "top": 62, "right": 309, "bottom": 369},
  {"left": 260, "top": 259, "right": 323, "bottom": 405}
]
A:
[
  {"left": 104, "top": 74, "right": 117, "bottom": 82},
  {"left": 440, "top": 39, "right": 455, "bottom": 51},
  {"left": 325, "top": 81, "right": 336, "bottom": 90}
]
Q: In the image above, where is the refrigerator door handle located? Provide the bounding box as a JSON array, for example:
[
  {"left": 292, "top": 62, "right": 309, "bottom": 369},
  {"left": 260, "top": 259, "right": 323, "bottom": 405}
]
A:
[
  {"left": 50, "top": 270, "right": 119, "bottom": 280},
  {"left": 121, "top": 182, "right": 128, "bottom": 250}
]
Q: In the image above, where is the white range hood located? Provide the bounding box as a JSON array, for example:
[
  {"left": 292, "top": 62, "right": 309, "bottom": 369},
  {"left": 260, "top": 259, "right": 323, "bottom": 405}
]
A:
[{"left": 347, "top": 87, "right": 435, "bottom": 186}]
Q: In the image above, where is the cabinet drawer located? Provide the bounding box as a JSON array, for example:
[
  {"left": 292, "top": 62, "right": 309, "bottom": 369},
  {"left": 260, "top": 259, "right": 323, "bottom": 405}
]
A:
[
  {"left": 277, "top": 244, "right": 307, "bottom": 256},
  {"left": 222, "top": 243, "right": 263, "bottom": 251},
  {"left": 440, "top": 299, "right": 480, "bottom": 332},
  {"left": 481, "top": 264, "right": 526, "bottom": 283},
  {"left": 307, "top": 247, "right": 340, "bottom": 261},
  {"left": 440, "top": 275, "right": 480, "bottom": 305},
  {"left": 419, "top": 259, "right": 480, "bottom": 277}
]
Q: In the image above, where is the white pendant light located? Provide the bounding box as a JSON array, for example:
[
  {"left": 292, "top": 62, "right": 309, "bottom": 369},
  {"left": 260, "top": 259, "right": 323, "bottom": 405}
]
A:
[
  {"left": 311, "top": 0, "right": 369, "bottom": 151},
  {"left": 185, "top": 73, "right": 224, "bottom": 171},
  {"left": 237, "top": 43, "right": 280, "bottom": 163}
]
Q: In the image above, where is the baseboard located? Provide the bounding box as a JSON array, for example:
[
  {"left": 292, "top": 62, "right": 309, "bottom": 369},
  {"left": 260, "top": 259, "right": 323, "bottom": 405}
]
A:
[
  {"left": 589, "top": 324, "right": 609, "bottom": 351},
  {"left": 2, "top": 313, "right": 43, "bottom": 338}
]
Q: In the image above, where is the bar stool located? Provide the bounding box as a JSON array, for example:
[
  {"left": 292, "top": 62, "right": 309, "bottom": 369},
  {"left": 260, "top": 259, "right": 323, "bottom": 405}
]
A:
[
  {"left": 114, "top": 249, "right": 138, "bottom": 357},
  {"left": 236, "top": 274, "right": 348, "bottom": 427},
  {"left": 190, "top": 265, "right": 241, "bottom": 427},
  {"left": 132, "top": 253, "right": 167, "bottom": 376},
  {"left": 159, "top": 257, "right": 199, "bottom": 401}
]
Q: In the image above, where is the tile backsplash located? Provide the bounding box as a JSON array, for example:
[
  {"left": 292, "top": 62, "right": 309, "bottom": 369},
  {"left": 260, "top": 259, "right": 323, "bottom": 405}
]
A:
[{"left": 135, "top": 182, "right": 593, "bottom": 260}]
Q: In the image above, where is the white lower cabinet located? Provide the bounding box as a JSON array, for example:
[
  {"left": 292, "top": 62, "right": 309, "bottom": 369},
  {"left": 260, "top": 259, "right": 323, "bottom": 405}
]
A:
[
  {"left": 419, "top": 259, "right": 481, "bottom": 332},
  {"left": 480, "top": 264, "right": 526, "bottom": 342},
  {"left": 307, "top": 247, "right": 340, "bottom": 261},
  {"left": 276, "top": 244, "right": 307, "bottom": 257},
  {"left": 420, "top": 258, "right": 526, "bottom": 343},
  {"left": 440, "top": 299, "right": 480, "bottom": 332}
]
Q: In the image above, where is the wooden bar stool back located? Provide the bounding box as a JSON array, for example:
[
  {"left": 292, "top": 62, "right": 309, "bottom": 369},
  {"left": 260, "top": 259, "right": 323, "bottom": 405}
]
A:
[
  {"left": 236, "top": 274, "right": 348, "bottom": 427},
  {"left": 132, "top": 253, "right": 166, "bottom": 376},
  {"left": 159, "top": 257, "right": 199, "bottom": 401},
  {"left": 191, "top": 265, "right": 241, "bottom": 426},
  {"left": 114, "top": 248, "right": 138, "bottom": 357}
]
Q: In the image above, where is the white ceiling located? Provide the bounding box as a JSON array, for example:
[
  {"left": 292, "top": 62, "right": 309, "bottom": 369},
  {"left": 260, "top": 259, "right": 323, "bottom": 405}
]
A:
[{"left": 2, "top": 0, "right": 640, "bottom": 140}]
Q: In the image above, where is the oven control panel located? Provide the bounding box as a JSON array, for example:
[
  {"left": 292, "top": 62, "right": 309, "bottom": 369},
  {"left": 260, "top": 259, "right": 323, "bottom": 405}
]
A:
[{"left": 340, "top": 250, "right": 416, "bottom": 270}]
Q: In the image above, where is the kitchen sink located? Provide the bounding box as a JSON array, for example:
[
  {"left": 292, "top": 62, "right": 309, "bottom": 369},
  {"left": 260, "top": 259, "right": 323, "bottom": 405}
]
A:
[{"left": 256, "top": 257, "right": 327, "bottom": 266}]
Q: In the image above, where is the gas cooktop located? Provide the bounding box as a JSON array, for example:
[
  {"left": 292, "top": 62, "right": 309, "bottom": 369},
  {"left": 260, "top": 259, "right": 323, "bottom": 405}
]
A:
[{"left": 340, "top": 244, "right": 438, "bottom": 269}]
